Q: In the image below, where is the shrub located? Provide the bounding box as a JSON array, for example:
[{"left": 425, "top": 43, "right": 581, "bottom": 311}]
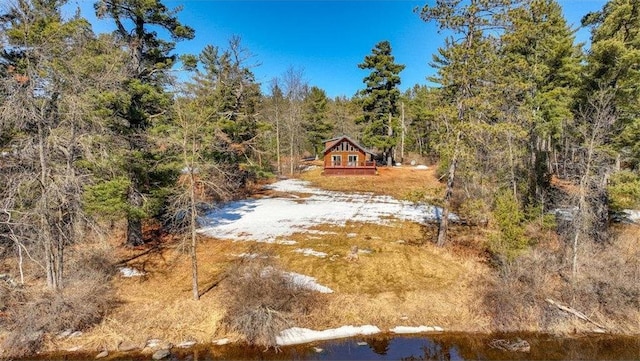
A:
[
  {"left": 488, "top": 191, "right": 529, "bottom": 261},
  {"left": 219, "top": 257, "right": 318, "bottom": 349},
  {"left": 607, "top": 170, "right": 640, "bottom": 211},
  {"left": 1, "top": 249, "right": 116, "bottom": 358}
]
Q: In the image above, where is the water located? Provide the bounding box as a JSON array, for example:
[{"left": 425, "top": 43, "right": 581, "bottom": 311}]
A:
[{"left": 26, "top": 333, "right": 640, "bottom": 360}]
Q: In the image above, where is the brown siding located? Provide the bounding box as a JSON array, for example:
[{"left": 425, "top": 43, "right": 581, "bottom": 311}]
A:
[{"left": 323, "top": 150, "right": 367, "bottom": 167}]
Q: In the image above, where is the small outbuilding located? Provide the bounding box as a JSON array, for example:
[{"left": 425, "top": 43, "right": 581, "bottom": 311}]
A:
[{"left": 322, "top": 136, "right": 376, "bottom": 176}]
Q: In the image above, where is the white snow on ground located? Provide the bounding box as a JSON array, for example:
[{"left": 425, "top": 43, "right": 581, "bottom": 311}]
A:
[
  {"left": 294, "top": 248, "right": 328, "bottom": 258},
  {"left": 276, "top": 325, "right": 381, "bottom": 346},
  {"left": 284, "top": 271, "right": 333, "bottom": 293},
  {"left": 232, "top": 253, "right": 272, "bottom": 259},
  {"left": 199, "top": 179, "right": 450, "bottom": 242},
  {"left": 623, "top": 209, "right": 640, "bottom": 222},
  {"left": 390, "top": 326, "right": 444, "bottom": 334},
  {"left": 276, "top": 239, "right": 298, "bottom": 245},
  {"left": 119, "top": 267, "right": 145, "bottom": 277}
]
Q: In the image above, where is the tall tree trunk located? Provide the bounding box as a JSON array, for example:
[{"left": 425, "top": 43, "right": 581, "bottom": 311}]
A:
[
  {"left": 387, "top": 112, "right": 393, "bottom": 167},
  {"left": 126, "top": 185, "right": 144, "bottom": 247},
  {"left": 289, "top": 127, "right": 294, "bottom": 175},
  {"left": 38, "top": 122, "right": 59, "bottom": 289},
  {"left": 189, "top": 167, "right": 199, "bottom": 300},
  {"left": 437, "top": 131, "right": 461, "bottom": 247},
  {"left": 400, "top": 102, "right": 405, "bottom": 163},
  {"left": 276, "top": 104, "right": 281, "bottom": 175},
  {"left": 507, "top": 132, "right": 517, "bottom": 199}
]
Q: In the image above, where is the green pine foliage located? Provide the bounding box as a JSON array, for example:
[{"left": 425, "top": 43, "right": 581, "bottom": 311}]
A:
[
  {"left": 93, "top": 0, "right": 195, "bottom": 246},
  {"left": 187, "top": 38, "right": 264, "bottom": 181},
  {"left": 583, "top": 0, "right": 640, "bottom": 168},
  {"left": 303, "top": 86, "right": 333, "bottom": 157},
  {"left": 357, "top": 40, "right": 405, "bottom": 162},
  {"left": 608, "top": 170, "right": 640, "bottom": 210},
  {"left": 489, "top": 191, "right": 530, "bottom": 262},
  {"left": 83, "top": 177, "right": 132, "bottom": 220}
]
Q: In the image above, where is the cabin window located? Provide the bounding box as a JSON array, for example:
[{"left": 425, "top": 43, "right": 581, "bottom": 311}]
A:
[
  {"left": 332, "top": 155, "right": 341, "bottom": 167},
  {"left": 348, "top": 154, "right": 358, "bottom": 166}
]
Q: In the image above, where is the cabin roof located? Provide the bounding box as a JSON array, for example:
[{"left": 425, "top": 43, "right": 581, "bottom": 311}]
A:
[{"left": 322, "top": 135, "right": 375, "bottom": 155}]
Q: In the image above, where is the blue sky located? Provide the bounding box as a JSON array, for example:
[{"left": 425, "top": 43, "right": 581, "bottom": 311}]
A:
[{"left": 63, "top": 0, "right": 608, "bottom": 98}]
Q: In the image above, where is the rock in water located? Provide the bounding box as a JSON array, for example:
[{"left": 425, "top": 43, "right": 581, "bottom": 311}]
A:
[{"left": 152, "top": 349, "right": 171, "bottom": 360}]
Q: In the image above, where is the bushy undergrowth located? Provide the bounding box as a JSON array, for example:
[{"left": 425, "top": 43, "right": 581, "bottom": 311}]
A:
[
  {"left": 219, "top": 257, "right": 319, "bottom": 349},
  {"left": 0, "top": 248, "right": 116, "bottom": 358},
  {"left": 484, "top": 226, "right": 639, "bottom": 333}
]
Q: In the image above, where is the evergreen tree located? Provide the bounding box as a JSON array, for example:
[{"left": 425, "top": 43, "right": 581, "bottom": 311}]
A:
[
  {"left": 582, "top": 0, "right": 640, "bottom": 170},
  {"left": 402, "top": 85, "right": 441, "bottom": 158},
  {"left": 419, "top": 0, "right": 511, "bottom": 246},
  {"left": 94, "top": 0, "right": 195, "bottom": 246},
  {"left": 357, "top": 40, "right": 405, "bottom": 166},
  {"left": 0, "top": 0, "right": 128, "bottom": 288},
  {"left": 330, "top": 95, "right": 361, "bottom": 139},
  {"left": 302, "top": 86, "right": 333, "bottom": 158},
  {"left": 263, "top": 79, "right": 286, "bottom": 174},
  {"left": 189, "top": 37, "right": 263, "bottom": 184},
  {"left": 500, "top": 0, "right": 582, "bottom": 202}
]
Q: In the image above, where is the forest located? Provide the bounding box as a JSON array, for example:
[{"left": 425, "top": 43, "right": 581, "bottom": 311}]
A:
[{"left": 0, "top": 0, "right": 639, "bottom": 357}]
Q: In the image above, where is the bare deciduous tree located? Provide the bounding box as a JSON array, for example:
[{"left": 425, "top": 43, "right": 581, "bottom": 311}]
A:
[{"left": 0, "top": 1, "right": 128, "bottom": 288}]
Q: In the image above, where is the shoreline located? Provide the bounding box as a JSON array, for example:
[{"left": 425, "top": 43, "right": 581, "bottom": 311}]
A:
[{"left": 25, "top": 330, "right": 640, "bottom": 361}]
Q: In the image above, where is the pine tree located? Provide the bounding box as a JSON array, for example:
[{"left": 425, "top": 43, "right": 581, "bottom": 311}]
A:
[
  {"left": 500, "top": 0, "right": 582, "bottom": 202},
  {"left": 189, "top": 37, "right": 263, "bottom": 184},
  {"left": 402, "top": 85, "right": 441, "bottom": 158},
  {"left": 94, "top": 0, "right": 195, "bottom": 246},
  {"left": 582, "top": 0, "right": 640, "bottom": 170},
  {"left": 419, "top": 0, "right": 511, "bottom": 246},
  {"left": 302, "top": 86, "right": 333, "bottom": 158},
  {"left": 357, "top": 40, "right": 405, "bottom": 166}
]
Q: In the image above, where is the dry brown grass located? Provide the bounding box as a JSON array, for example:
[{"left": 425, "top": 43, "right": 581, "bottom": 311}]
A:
[
  {"left": 210, "top": 220, "right": 493, "bottom": 333},
  {"left": 300, "top": 163, "right": 444, "bottom": 201}
]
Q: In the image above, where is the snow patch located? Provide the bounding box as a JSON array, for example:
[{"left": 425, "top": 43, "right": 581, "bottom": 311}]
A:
[
  {"left": 119, "top": 267, "right": 145, "bottom": 277},
  {"left": 276, "top": 239, "right": 298, "bottom": 245},
  {"left": 414, "top": 165, "right": 429, "bottom": 170},
  {"left": 213, "top": 338, "right": 230, "bottom": 346},
  {"left": 232, "top": 253, "right": 261, "bottom": 259},
  {"left": 276, "top": 325, "right": 381, "bottom": 346},
  {"left": 623, "top": 209, "right": 640, "bottom": 222},
  {"left": 177, "top": 340, "right": 196, "bottom": 348},
  {"left": 284, "top": 272, "right": 333, "bottom": 293},
  {"left": 199, "top": 179, "right": 449, "bottom": 242},
  {"left": 294, "top": 248, "right": 327, "bottom": 258},
  {"left": 390, "top": 325, "right": 444, "bottom": 334}
]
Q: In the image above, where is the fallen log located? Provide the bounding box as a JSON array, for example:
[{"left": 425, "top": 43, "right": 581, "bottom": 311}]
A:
[{"left": 545, "top": 298, "right": 607, "bottom": 330}]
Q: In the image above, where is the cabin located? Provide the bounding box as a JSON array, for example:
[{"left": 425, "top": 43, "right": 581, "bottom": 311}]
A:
[{"left": 322, "top": 136, "right": 376, "bottom": 175}]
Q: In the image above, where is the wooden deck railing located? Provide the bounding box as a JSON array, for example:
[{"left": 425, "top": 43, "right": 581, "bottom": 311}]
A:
[{"left": 327, "top": 161, "right": 376, "bottom": 168}]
